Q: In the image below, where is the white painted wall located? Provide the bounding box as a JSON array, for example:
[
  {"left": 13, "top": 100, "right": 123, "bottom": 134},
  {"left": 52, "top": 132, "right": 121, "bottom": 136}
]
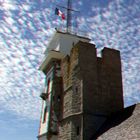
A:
[
  {"left": 39, "top": 67, "right": 54, "bottom": 136},
  {"left": 46, "top": 32, "right": 90, "bottom": 55}
]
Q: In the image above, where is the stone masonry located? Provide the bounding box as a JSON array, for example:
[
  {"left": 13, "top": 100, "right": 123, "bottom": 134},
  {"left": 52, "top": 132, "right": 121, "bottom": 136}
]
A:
[{"left": 58, "top": 41, "right": 124, "bottom": 140}]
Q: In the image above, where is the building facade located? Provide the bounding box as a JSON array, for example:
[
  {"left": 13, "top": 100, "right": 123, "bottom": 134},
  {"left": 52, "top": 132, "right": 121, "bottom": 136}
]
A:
[{"left": 37, "top": 31, "right": 124, "bottom": 140}]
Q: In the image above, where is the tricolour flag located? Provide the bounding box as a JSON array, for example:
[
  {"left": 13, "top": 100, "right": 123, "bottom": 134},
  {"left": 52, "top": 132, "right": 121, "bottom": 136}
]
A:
[{"left": 55, "top": 8, "right": 65, "bottom": 20}]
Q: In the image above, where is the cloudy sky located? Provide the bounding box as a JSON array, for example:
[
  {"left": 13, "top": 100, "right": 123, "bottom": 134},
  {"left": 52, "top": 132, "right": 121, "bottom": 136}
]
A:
[{"left": 0, "top": 0, "right": 140, "bottom": 139}]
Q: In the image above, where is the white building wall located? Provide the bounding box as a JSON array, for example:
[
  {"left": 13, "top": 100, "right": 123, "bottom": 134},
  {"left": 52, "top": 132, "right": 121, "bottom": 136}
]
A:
[
  {"left": 39, "top": 67, "right": 54, "bottom": 137},
  {"left": 46, "top": 32, "right": 90, "bottom": 55}
]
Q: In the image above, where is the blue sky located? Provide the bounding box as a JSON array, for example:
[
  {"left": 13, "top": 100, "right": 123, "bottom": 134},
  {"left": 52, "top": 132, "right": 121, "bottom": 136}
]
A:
[{"left": 0, "top": 0, "right": 140, "bottom": 139}]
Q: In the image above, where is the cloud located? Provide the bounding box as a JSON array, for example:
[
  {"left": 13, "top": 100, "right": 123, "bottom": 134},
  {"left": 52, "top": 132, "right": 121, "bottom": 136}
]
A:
[
  {"left": 0, "top": 0, "right": 53, "bottom": 120},
  {"left": 79, "top": 0, "right": 140, "bottom": 106},
  {"left": 0, "top": 0, "right": 17, "bottom": 11},
  {"left": 0, "top": 0, "right": 140, "bottom": 122}
]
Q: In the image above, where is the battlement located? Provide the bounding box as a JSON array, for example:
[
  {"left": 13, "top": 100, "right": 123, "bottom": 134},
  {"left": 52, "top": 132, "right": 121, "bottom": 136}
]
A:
[{"left": 59, "top": 41, "right": 124, "bottom": 139}]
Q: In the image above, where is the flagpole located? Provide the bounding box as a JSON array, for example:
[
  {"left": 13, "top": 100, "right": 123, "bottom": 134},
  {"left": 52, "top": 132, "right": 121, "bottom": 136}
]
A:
[{"left": 55, "top": 0, "right": 79, "bottom": 34}]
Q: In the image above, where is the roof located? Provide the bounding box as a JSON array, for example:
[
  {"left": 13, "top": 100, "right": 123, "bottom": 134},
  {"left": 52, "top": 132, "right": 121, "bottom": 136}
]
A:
[
  {"left": 92, "top": 103, "right": 140, "bottom": 140},
  {"left": 56, "top": 30, "right": 91, "bottom": 41}
]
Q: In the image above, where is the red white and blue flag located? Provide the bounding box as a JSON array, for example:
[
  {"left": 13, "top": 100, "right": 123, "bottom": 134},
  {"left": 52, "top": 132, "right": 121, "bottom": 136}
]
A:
[{"left": 55, "top": 8, "right": 65, "bottom": 20}]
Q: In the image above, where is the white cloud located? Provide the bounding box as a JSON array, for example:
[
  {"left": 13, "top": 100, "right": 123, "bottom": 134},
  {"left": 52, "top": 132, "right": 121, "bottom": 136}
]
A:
[
  {"left": 82, "top": 0, "right": 140, "bottom": 106},
  {"left": 21, "top": 4, "right": 30, "bottom": 11},
  {"left": 0, "top": 0, "right": 140, "bottom": 122},
  {"left": 4, "top": 16, "right": 15, "bottom": 25},
  {"left": 1, "top": 1, "right": 17, "bottom": 10}
]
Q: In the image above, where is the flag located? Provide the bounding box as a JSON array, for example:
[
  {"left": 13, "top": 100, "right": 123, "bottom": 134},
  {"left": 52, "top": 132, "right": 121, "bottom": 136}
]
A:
[{"left": 55, "top": 8, "right": 65, "bottom": 20}]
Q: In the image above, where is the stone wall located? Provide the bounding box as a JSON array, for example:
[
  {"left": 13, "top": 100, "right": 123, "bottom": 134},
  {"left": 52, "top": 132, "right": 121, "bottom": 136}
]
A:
[
  {"left": 38, "top": 133, "right": 47, "bottom": 140},
  {"left": 61, "top": 45, "right": 82, "bottom": 119},
  {"left": 71, "top": 116, "right": 82, "bottom": 140},
  {"left": 52, "top": 76, "right": 63, "bottom": 120},
  {"left": 59, "top": 116, "right": 82, "bottom": 140},
  {"left": 58, "top": 120, "right": 72, "bottom": 140},
  {"left": 74, "top": 42, "right": 124, "bottom": 115},
  {"left": 71, "top": 74, "right": 82, "bottom": 114},
  {"left": 77, "top": 42, "right": 98, "bottom": 114},
  {"left": 61, "top": 56, "right": 70, "bottom": 90},
  {"left": 99, "top": 48, "right": 124, "bottom": 114},
  {"left": 63, "top": 89, "right": 73, "bottom": 118},
  {"left": 59, "top": 42, "right": 83, "bottom": 140},
  {"left": 83, "top": 114, "right": 107, "bottom": 140},
  {"left": 59, "top": 41, "right": 123, "bottom": 140}
]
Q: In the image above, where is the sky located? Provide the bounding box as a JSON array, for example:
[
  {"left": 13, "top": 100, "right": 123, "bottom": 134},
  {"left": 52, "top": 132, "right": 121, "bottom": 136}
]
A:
[{"left": 0, "top": 0, "right": 140, "bottom": 139}]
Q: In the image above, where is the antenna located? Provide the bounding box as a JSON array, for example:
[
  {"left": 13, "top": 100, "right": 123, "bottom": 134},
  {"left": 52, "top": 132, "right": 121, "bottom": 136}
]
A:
[{"left": 67, "top": 0, "right": 72, "bottom": 33}]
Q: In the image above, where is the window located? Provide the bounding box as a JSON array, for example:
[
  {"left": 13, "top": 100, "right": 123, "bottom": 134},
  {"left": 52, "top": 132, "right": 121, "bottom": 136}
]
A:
[
  {"left": 47, "top": 78, "right": 50, "bottom": 94},
  {"left": 57, "top": 95, "right": 61, "bottom": 102},
  {"left": 43, "top": 106, "right": 47, "bottom": 123},
  {"left": 75, "top": 86, "right": 78, "bottom": 93},
  {"left": 76, "top": 126, "right": 80, "bottom": 136}
]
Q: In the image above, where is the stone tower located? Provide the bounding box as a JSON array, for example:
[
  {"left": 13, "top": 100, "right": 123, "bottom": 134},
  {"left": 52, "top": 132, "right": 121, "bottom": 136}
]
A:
[
  {"left": 59, "top": 41, "right": 124, "bottom": 140},
  {"left": 37, "top": 30, "right": 124, "bottom": 140}
]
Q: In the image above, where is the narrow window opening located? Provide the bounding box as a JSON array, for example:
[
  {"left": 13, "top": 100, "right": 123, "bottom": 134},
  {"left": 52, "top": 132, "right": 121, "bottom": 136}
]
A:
[
  {"left": 43, "top": 106, "right": 47, "bottom": 123},
  {"left": 75, "top": 86, "right": 78, "bottom": 93},
  {"left": 47, "top": 79, "right": 50, "bottom": 94},
  {"left": 76, "top": 126, "right": 80, "bottom": 136},
  {"left": 57, "top": 95, "right": 61, "bottom": 102}
]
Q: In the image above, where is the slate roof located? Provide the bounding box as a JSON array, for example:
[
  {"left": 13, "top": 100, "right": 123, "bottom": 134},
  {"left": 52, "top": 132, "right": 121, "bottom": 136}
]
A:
[{"left": 92, "top": 103, "right": 140, "bottom": 140}]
